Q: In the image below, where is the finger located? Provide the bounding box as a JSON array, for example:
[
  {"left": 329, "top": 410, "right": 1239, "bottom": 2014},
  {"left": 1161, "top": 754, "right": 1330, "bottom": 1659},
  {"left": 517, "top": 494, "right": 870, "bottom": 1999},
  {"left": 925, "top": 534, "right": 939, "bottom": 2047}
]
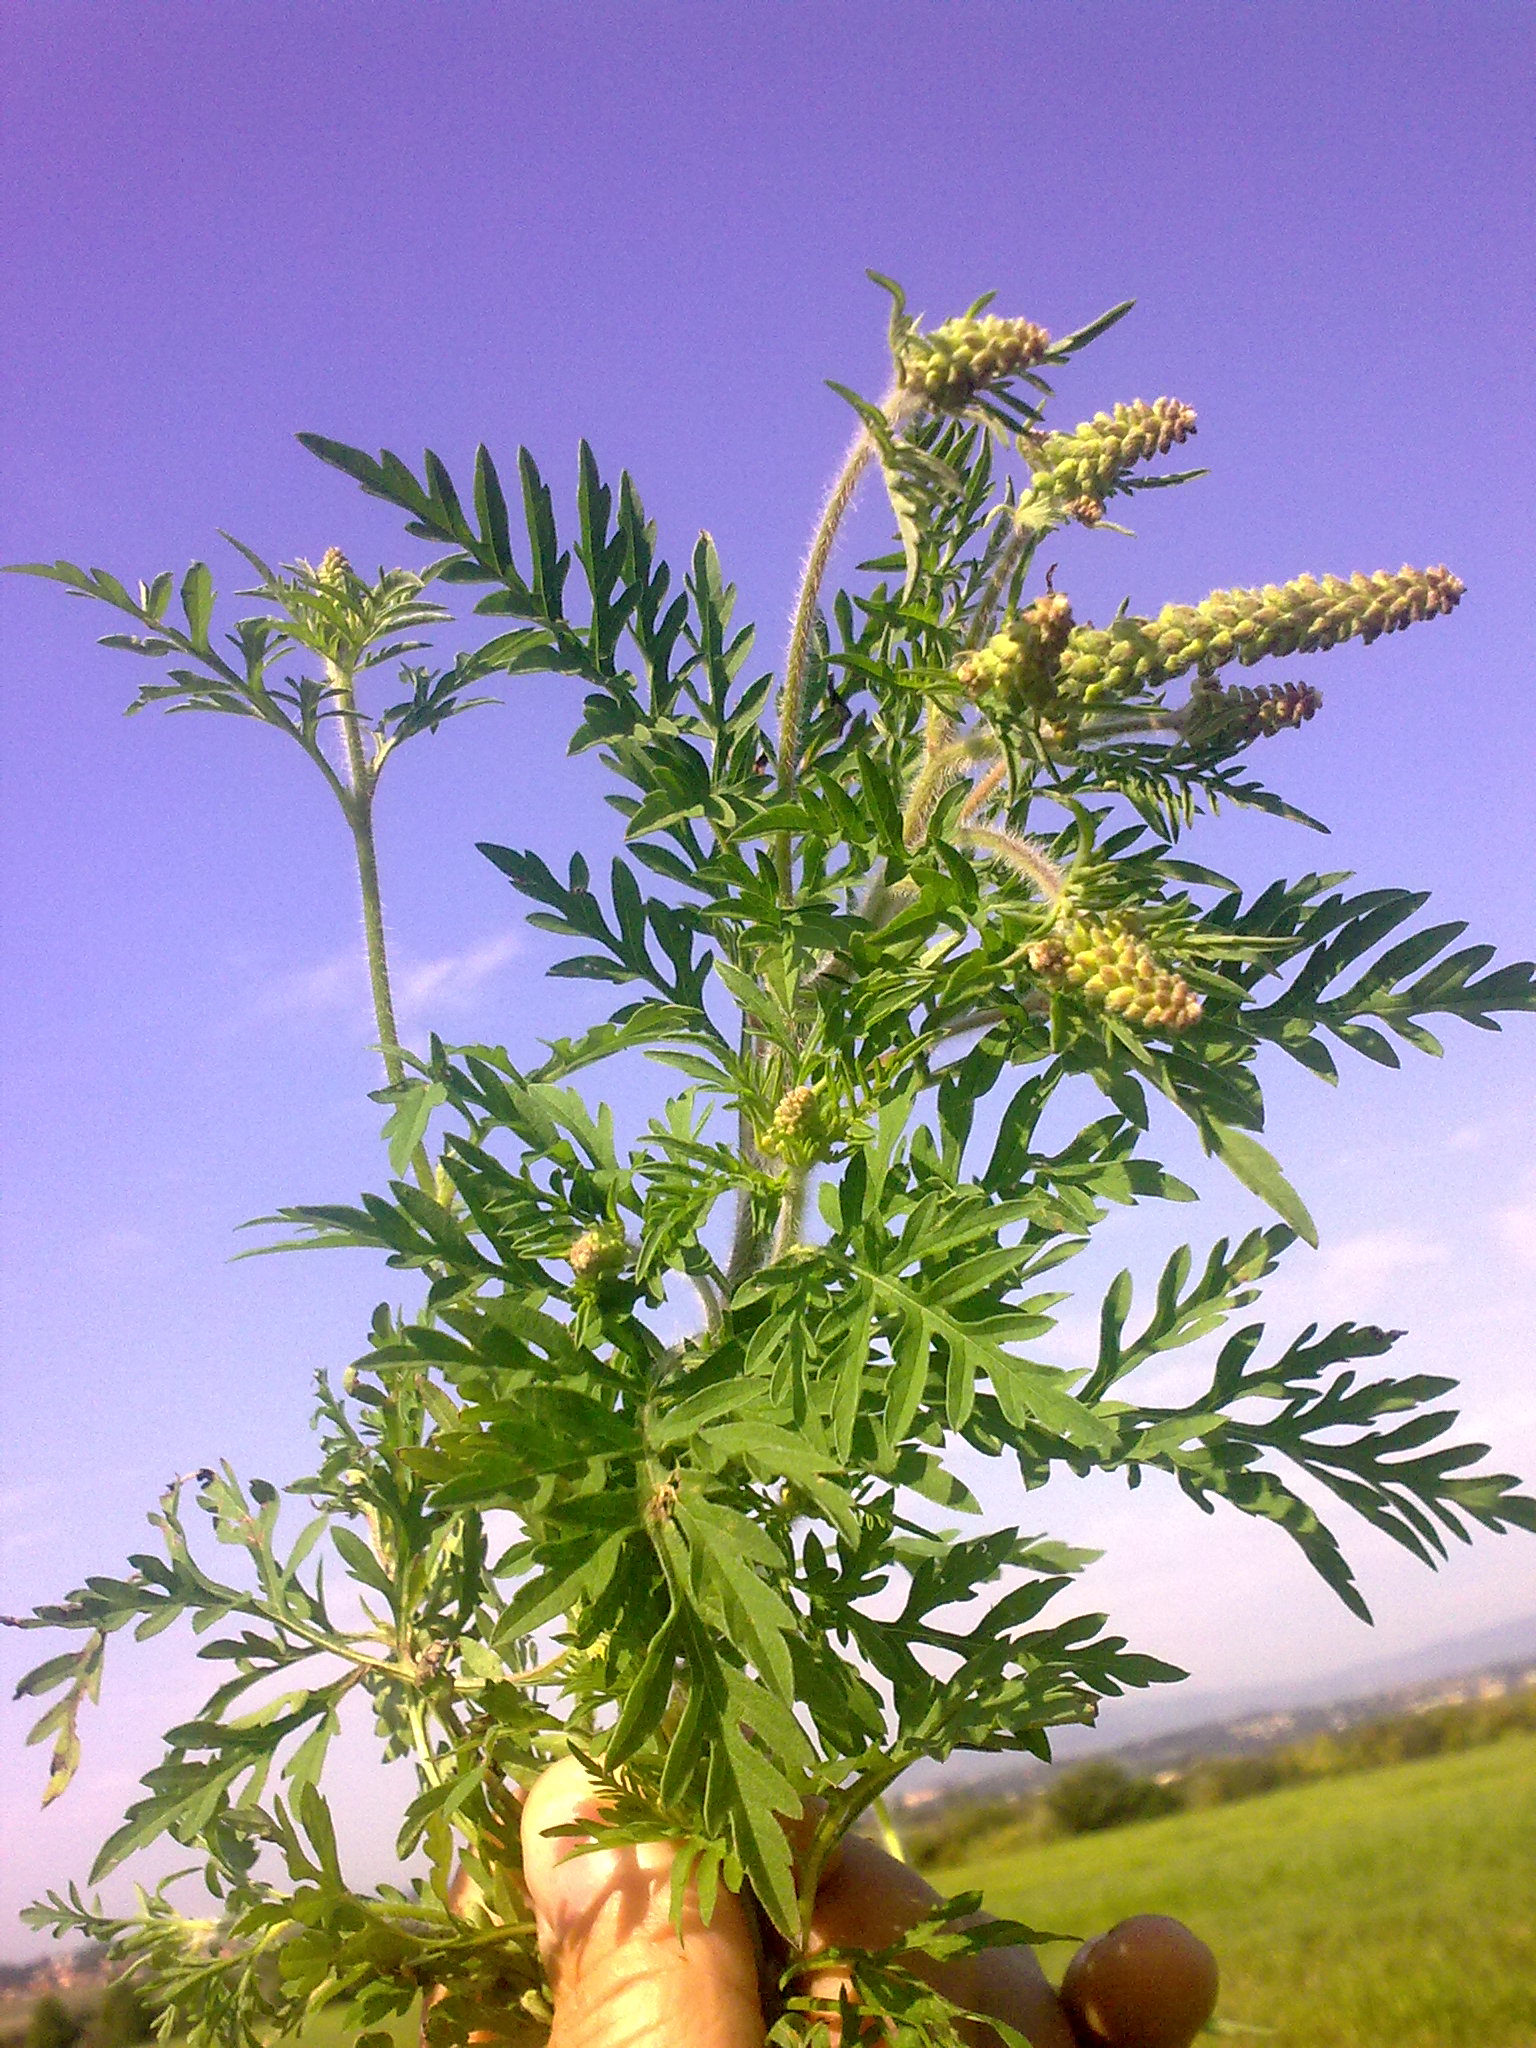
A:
[
  {"left": 1057, "top": 1916, "right": 1218, "bottom": 2048},
  {"left": 799, "top": 1833, "right": 1077, "bottom": 2048},
  {"left": 520, "top": 1757, "right": 765, "bottom": 2048}
]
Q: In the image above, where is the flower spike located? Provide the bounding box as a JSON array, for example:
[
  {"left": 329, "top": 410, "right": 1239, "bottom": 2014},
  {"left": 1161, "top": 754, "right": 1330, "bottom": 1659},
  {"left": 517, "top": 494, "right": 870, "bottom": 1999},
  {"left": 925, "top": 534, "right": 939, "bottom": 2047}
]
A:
[
  {"left": 1026, "top": 398, "right": 1197, "bottom": 502},
  {"left": 1027, "top": 918, "right": 1202, "bottom": 1033},
  {"left": 1181, "top": 678, "right": 1322, "bottom": 752},
  {"left": 1055, "top": 566, "right": 1464, "bottom": 706},
  {"left": 898, "top": 314, "right": 1052, "bottom": 410}
]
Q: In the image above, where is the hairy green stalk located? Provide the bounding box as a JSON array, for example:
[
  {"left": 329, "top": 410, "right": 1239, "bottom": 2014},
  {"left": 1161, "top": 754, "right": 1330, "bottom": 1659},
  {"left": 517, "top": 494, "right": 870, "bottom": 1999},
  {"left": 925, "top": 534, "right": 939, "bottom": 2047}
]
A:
[
  {"left": 775, "top": 389, "right": 913, "bottom": 898},
  {"left": 329, "top": 658, "right": 408, "bottom": 1090},
  {"left": 777, "top": 424, "right": 876, "bottom": 794}
]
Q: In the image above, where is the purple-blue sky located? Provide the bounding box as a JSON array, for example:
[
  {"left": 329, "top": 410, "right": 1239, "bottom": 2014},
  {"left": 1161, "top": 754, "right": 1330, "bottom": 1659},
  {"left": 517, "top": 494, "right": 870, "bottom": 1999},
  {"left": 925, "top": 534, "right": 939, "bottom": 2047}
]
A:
[{"left": 3, "top": 1, "right": 1534, "bottom": 1949}]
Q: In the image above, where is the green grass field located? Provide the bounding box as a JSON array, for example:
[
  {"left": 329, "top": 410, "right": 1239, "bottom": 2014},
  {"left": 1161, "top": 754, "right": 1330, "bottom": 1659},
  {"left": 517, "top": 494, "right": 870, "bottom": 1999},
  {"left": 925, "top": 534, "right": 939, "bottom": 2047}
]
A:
[
  {"left": 25, "top": 1737, "right": 1520, "bottom": 2048},
  {"left": 945, "top": 1729, "right": 1536, "bottom": 2047}
]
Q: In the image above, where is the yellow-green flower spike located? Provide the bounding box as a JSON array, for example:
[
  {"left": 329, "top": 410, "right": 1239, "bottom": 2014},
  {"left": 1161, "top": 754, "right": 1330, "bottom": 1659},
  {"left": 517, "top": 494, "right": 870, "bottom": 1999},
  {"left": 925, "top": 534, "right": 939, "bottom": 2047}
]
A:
[
  {"left": 566, "top": 1220, "right": 628, "bottom": 1291},
  {"left": 1056, "top": 566, "right": 1464, "bottom": 706},
  {"left": 1027, "top": 398, "right": 1197, "bottom": 502},
  {"left": 898, "top": 315, "right": 1052, "bottom": 410},
  {"left": 1157, "top": 566, "right": 1464, "bottom": 670},
  {"left": 316, "top": 547, "right": 353, "bottom": 587},
  {"left": 758, "top": 1084, "right": 833, "bottom": 1166},
  {"left": 1027, "top": 918, "right": 1202, "bottom": 1033},
  {"left": 1181, "top": 677, "right": 1322, "bottom": 752},
  {"left": 957, "top": 592, "right": 1076, "bottom": 717}
]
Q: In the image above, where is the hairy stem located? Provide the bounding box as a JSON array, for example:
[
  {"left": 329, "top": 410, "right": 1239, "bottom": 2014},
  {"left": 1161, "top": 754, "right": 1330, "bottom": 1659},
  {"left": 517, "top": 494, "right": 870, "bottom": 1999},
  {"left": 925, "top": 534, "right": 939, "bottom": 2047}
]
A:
[
  {"left": 689, "top": 1271, "right": 724, "bottom": 1334},
  {"left": 329, "top": 660, "right": 407, "bottom": 1091},
  {"left": 775, "top": 387, "right": 912, "bottom": 897},
  {"left": 958, "top": 824, "right": 1065, "bottom": 902},
  {"left": 327, "top": 658, "right": 437, "bottom": 1193},
  {"left": 958, "top": 758, "right": 1009, "bottom": 821},
  {"left": 777, "top": 429, "right": 875, "bottom": 793},
  {"left": 796, "top": 1754, "right": 909, "bottom": 1938},
  {"left": 769, "top": 1169, "right": 809, "bottom": 1262},
  {"left": 969, "top": 516, "right": 1040, "bottom": 647},
  {"left": 902, "top": 735, "right": 1002, "bottom": 848}
]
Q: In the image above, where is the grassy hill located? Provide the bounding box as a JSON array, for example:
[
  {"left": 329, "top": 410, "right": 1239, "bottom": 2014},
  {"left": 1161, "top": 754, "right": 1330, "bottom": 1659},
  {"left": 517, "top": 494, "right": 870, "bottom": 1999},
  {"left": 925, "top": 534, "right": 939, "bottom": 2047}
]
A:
[
  {"left": 945, "top": 1729, "right": 1536, "bottom": 2047},
  {"left": 12, "top": 1737, "right": 1532, "bottom": 2048}
]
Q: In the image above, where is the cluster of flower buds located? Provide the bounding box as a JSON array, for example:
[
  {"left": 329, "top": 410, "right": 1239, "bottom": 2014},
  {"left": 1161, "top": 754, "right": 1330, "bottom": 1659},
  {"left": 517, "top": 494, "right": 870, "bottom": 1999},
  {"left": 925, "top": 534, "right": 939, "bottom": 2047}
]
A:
[
  {"left": 1054, "top": 565, "right": 1463, "bottom": 706},
  {"left": 566, "top": 1220, "right": 629, "bottom": 1292},
  {"left": 1026, "top": 918, "right": 1203, "bottom": 1033},
  {"left": 758, "top": 1085, "right": 835, "bottom": 1167},
  {"left": 1181, "top": 677, "right": 1322, "bottom": 752},
  {"left": 957, "top": 593, "right": 1076, "bottom": 718},
  {"left": 314, "top": 546, "right": 357, "bottom": 591},
  {"left": 899, "top": 315, "right": 1052, "bottom": 409},
  {"left": 1025, "top": 398, "right": 1197, "bottom": 504}
]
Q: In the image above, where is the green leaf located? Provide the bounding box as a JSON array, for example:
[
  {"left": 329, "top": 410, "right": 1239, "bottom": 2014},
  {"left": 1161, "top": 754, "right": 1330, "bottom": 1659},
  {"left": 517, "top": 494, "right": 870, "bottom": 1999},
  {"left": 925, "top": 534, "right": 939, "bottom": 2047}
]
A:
[
  {"left": 180, "top": 562, "right": 214, "bottom": 648},
  {"left": 380, "top": 1080, "right": 447, "bottom": 1177},
  {"left": 1200, "top": 1121, "right": 1318, "bottom": 1245}
]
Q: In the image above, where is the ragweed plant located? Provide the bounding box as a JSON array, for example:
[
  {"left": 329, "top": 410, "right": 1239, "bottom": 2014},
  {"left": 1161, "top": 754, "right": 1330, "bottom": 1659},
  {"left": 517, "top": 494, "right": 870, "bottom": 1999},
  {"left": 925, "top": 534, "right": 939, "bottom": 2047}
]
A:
[{"left": 8, "top": 277, "right": 1536, "bottom": 2048}]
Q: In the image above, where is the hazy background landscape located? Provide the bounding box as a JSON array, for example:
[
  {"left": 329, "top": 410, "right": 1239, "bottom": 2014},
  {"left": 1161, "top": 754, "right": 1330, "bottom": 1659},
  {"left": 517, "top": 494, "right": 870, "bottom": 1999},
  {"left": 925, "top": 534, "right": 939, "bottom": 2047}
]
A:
[{"left": 3, "top": 0, "right": 1533, "bottom": 1954}]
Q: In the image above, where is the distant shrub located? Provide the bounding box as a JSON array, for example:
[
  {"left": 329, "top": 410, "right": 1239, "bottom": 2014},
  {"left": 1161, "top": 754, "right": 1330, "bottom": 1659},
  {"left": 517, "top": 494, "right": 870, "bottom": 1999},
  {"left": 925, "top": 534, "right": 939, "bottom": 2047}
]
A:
[
  {"left": 1046, "top": 1760, "right": 1181, "bottom": 1835},
  {"left": 89, "top": 1982, "right": 156, "bottom": 2048},
  {"left": 1182, "top": 1752, "right": 1293, "bottom": 1808},
  {"left": 24, "top": 1999, "right": 80, "bottom": 2048}
]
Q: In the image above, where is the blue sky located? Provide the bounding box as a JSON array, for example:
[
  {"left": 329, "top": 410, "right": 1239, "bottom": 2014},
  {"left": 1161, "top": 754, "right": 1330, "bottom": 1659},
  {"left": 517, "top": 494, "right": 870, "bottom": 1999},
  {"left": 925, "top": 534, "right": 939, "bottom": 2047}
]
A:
[{"left": 2, "top": 0, "right": 1534, "bottom": 1948}]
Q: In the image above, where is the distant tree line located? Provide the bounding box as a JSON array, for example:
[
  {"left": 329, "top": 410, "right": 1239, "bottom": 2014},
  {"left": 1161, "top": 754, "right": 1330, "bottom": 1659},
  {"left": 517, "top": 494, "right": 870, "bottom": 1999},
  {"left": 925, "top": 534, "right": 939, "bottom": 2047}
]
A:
[
  {"left": 910, "top": 1679, "right": 1536, "bottom": 1869},
  {"left": 5, "top": 1981, "right": 158, "bottom": 2048}
]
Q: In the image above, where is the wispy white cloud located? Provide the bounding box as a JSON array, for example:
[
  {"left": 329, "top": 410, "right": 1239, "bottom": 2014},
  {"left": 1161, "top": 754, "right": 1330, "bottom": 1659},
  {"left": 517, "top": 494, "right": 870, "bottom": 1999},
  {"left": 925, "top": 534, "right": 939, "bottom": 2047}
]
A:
[
  {"left": 1317, "top": 1227, "right": 1447, "bottom": 1288},
  {"left": 396, "top": 935, "right": 521, "bottom": 1019},
  {"left": 1241, "top": 1227, "right": 1452, "bottom": 1343},
  {"left": 249, "top": 934, "right": 521, "bottom": 1034},
  {"left": 253, "top": 947, "right": 369, "bottom": 1021}
]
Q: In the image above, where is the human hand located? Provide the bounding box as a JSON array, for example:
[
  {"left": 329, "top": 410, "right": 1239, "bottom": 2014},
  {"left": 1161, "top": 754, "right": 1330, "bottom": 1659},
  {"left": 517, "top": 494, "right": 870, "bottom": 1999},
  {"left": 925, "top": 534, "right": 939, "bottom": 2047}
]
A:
[{"left": 517, "top": 1758, "right": 1217, "bottom": 2048}]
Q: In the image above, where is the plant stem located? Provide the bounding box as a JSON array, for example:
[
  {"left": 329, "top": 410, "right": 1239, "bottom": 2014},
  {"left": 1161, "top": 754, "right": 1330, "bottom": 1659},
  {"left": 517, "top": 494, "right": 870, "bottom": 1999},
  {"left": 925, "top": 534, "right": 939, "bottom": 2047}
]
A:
[
  {"left": 796, "top": 1755, "right": 909, "bottom": 1936},
  {"left": 777, "top": 427, "right": 875, "bottom": 795},
  {"left": 957, "top": 824, "right": 1065, "bottom": 902},
  {"left": 327, "top": 658, "right": 437, "bottom": 1193},
  {"left": 769, "top": 1169, "right": 809, "bottom": 1261},
  {"left": 969, "top": 516, "right": 1039, "bottom": 648},
  {"left": 775, "top": 388, "right": 911, "bottom": 896},
  {"left": 959, "top": 759, "right": 1008, "bottom": 821},
  {"left": 329, "top": 659, "right": 408, "bottom": 1091}
]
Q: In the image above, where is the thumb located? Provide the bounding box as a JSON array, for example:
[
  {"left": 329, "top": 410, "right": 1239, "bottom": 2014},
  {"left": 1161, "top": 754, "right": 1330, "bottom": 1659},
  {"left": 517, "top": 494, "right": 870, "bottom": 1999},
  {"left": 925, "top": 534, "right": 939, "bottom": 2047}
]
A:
[
  {"left": 518, "top": 1758, "right": 765, "bottom": 2048},
  {"left": 1059, "top": 1916, "right": 1218, "bottom": 2047}
]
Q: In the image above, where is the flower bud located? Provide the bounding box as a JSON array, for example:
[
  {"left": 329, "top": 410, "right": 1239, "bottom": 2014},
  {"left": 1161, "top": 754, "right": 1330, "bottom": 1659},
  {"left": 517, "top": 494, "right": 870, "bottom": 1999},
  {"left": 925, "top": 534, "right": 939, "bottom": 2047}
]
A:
[
  {"left": 1027, "top": 918, "right": 1202, "bottom": 1033},
  {"left": 1026, "top": 398, "right": 1196, "bottom": 503},
  {"left": 758, "top": 1084, "right": 835, "bottom": 1166},
  {"left": 956, "top": 593, "right": 1077, "bottom": 719},
  {"left": 566, "top": 1220, "right": 629, "bottom": 1291},
  {"left": 899, "top": 315, "right": 1052, "bottom": 410},
  {"left": 316, "top": 547, "right": 353, "bottom": 588}
]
